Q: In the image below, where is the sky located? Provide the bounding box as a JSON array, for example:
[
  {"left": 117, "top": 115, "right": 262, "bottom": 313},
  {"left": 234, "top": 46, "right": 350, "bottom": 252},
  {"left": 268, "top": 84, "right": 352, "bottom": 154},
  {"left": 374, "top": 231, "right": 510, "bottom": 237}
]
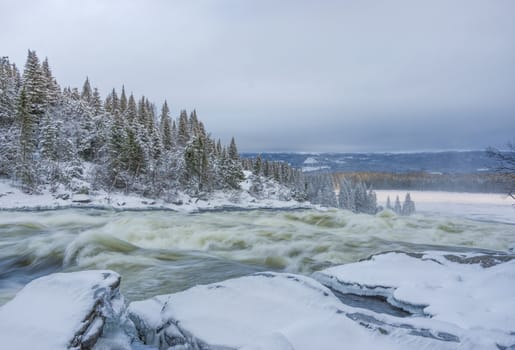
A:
[{"left": 1, "top": 0, "right": 514, "bottom": 152}]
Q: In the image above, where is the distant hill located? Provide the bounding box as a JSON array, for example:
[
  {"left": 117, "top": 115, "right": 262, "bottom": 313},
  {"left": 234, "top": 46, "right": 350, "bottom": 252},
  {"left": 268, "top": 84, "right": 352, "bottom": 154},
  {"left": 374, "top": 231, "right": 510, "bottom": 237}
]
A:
[{"left": 242, "top": 151, "right": 499, "bottom": 174}]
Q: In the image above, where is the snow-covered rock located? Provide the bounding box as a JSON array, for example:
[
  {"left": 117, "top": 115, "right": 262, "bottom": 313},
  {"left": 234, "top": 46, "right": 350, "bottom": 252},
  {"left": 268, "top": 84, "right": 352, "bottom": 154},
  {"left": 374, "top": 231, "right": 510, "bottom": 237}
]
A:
[
  {"left": 128, "top": 272, "right": 403, "bottom": 350},
  {"left": 314, "top": 251, "right": 515, "bottom": 349},
  {"left": 0, "top": 270, "right": 131, "bottom": 350}
]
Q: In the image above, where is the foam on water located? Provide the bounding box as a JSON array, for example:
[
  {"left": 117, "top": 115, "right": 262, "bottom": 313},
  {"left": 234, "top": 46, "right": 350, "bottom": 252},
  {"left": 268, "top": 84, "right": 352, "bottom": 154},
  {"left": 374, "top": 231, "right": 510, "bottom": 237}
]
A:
[{"left": 0, "top": 208, "right": 514, "bottom": 304}]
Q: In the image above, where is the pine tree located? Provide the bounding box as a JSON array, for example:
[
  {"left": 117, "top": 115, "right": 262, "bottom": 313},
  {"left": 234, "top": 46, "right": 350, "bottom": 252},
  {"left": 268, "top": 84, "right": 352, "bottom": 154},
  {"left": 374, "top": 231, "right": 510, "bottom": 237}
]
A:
[
  {"left": 41, "top": 57, "right": 59, "bottom": 106},
  {"left": 0, "top": 57, "right": 19, "bottom": 125},
  {"left": 177, "top": 110, "right": 189, "bottom": 147},
  {"left": 16, "top": 87, "right": 37, "bottom": 189},
  {"left": 119, "top": 85, "right": 127, "bottom": 113},
  {"left": 81, "top": 77, "right": 92, "bottom": 102},
  {"left": 91, "top": 88, "right": 103, "bottom": 115},
  {"left": 228, "top": 137, "right": 239, "bottom": 161},
  {"left": 386, "top": 196, "right": 391, "bottom": 209},
  {"left": 184, "top": 134, "right": 210, "bottom": 192},
  {"left": 160, "top": 102, "right": 173, "bottom": 151},
  {"left": 22, "top": 50, "right": 47, "bottom": 122},
  {"left": 126, "top": 94, "right": 137, "bottom": 123},
  {"left": 402, "top": 193, "right": 416, "bottom": 215},
  {"left": 394, "top": 195, "right": 402, "bottom": 214},
  {"left": 253, "top": 154, "right": 262, "bottom": 175},
  {"left": 189, "top": 109, "right": 199, "bottom": 136}
]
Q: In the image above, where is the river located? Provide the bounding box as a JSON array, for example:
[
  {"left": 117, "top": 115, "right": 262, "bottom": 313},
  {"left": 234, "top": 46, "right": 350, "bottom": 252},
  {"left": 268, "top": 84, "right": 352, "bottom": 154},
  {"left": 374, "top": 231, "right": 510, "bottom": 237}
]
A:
[{"left": 1, "top": 205, "right": 514, "bottom": 306}]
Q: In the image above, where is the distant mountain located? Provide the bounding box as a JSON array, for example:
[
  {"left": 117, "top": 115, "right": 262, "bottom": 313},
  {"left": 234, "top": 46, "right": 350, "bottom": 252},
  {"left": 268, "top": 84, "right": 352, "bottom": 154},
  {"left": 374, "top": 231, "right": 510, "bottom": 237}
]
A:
[{"left": 242, "top": 151, "right": 498, "bottom": 174}]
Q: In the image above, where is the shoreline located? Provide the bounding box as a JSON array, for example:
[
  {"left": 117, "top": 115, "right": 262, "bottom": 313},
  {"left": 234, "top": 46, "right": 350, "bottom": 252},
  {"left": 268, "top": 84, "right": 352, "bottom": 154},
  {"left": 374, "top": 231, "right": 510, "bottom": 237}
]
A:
[{"left": 0, "top": 178, "right": 315, "bottom": 213}]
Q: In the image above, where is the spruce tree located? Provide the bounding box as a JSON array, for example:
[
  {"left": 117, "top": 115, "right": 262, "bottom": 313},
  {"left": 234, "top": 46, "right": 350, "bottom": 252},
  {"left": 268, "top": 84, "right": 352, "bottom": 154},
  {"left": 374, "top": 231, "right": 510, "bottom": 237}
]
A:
[
  {"left": 160, "top": 102, "right": 173, "bottom": 151},
  {"left": 42, "top": 57, "right": 59, "bottom": 106},
  {"left": 22, "top": 50, "right": 47, "bottom": 121},
  {"left": 126, "top": 94, "right": 137, "bottom": 123},
  {"left": 81, "top": 77, "right": 92, "bottom": 102},
  {"left": 394, "top": 196, "right": 402, "bottom": 214},
  {"left": 16, "top": 87, "right": 37, "bottom": 188},
  {"left": 177, "top": 110, "right": 189, "bottom": 147},
  {"left": 228, "top": 137, "right": 239, "bottom": 161},
  {"left": 119, "top": 85, "right": 127, "bottom": 113},
  {"left": 91, "top": 88, "right": 103, "bottom": 115}
]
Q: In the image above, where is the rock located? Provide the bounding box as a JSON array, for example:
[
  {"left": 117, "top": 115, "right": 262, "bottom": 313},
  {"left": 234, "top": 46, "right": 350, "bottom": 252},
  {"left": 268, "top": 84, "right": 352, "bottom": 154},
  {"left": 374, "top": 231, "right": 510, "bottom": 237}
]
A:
[
  {"left": 313, "top": 251, "right": 515, "bottom": 349},
  {"left": 55, "top": 193, "right": 70, "bottom": 200},
  {"left": 0, "top": 270, "right": 130, "bottom": 350},
  {"left": 129, "top": 272, "right": 404, "bottom": 350},
  {"left": 72, "top": 194, "right": 92, "bottom": 203}
]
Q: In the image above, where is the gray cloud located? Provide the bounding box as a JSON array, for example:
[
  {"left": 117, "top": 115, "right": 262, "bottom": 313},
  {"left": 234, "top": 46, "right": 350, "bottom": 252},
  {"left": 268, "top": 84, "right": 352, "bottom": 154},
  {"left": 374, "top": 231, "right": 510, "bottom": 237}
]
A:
[{"left": 2, "top": 0, "right": 514, "bottom": 151}]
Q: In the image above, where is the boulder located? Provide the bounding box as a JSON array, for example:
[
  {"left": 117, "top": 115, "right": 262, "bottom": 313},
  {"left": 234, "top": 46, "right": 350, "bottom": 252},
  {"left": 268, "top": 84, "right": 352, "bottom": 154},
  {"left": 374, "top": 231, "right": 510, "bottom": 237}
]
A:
[
  {"left": 313, "top": 251, "right": 515, "bottom": 349},
  {"left": 128, "top": 272, "right": 403, "bottom": 350},
  {"left": 0, "top": 270, "right": 128, "bottom": 350}
]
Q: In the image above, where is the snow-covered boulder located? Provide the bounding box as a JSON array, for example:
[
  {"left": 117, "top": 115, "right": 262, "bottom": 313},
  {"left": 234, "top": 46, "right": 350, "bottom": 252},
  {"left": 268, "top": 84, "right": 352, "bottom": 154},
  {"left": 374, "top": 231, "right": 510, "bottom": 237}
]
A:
[
  {"left": 314, "top": 251, "right": 515, "bottom": 349},
  {"left": 0, "top": 270, "right": 130, "bottom": 350},
  {"left": 128, "top": 272, "right": 402, "bottom": 350}
]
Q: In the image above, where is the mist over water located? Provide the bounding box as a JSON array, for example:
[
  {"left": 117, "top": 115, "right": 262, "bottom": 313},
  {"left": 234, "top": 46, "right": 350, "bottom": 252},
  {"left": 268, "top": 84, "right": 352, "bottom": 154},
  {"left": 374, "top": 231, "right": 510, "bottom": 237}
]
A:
[{"left": 1, "top": 208, "right": 514, "bottom": 305}]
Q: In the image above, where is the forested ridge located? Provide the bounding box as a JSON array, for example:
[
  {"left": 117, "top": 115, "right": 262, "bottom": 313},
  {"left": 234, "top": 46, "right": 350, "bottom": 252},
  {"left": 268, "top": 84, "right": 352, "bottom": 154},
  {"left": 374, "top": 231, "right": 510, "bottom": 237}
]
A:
[
  {"left": 0, "top": 50, "right": 384, "bottom": 213},
  {"left": 0, "top": 51, "right": 309, "bottom": 200}
]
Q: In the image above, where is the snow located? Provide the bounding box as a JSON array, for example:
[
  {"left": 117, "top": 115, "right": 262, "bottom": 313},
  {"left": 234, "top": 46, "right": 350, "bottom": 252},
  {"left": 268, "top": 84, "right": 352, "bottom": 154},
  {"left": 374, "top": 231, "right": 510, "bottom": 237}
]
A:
[
  {"left": 302, "top": 165, "right": 330, "bottom": 172},
  {"left": 314, "top": 251, "right": 515, "bottom": 349},
  {"left": 302, "top": 157, "right": 318, "bottom": 164},
  {"left": 0, "top": 270, "right": 122, "bottom": 350},
  {"left": 129, "top": 272, "right": 404, "bottom": 350},
  {"left": 377, "top": 190, "right": 515, "bottom": 224},
  {"left": 0, "top": 173, "right": 312, "bottom": 212}
]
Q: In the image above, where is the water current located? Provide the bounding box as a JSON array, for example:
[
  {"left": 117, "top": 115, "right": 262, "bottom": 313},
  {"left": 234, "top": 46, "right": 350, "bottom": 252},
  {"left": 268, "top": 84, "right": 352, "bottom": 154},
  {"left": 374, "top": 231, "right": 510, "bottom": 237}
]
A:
[{"left": 1, "top": 208, "right": 514, "bottom": 305}]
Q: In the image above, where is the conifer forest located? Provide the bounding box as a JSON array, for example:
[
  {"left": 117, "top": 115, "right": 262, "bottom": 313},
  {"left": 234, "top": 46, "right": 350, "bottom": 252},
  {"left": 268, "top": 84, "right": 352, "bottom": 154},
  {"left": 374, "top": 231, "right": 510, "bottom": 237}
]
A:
[{"left": 0, "top": 51, "right": 382, "bottom": 212}]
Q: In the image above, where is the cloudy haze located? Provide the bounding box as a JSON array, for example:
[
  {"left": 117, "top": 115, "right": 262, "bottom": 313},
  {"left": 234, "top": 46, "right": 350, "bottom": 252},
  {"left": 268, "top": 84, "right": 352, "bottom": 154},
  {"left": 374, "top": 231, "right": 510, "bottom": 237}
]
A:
[{"left": 2, "top": 0, "right": 514, "bottom": 152}]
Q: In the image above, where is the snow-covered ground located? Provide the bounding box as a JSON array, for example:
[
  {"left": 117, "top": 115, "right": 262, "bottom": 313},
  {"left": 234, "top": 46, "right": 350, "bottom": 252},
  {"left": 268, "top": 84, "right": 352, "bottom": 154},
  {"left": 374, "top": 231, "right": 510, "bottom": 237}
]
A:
[
  {"left": 0, "top": 171, "right": 311, "bottom": 212},
  {"left": 377, "top": 190, "right": 515, "bottom": 224},
  {"left": 129, "top": 272, "right": 404, "bottom": 350},
  {"left": 0, "top": 270, "right": 129, "bottom": 350},
  {"left": 314, "top": 251, "right": 515, "bottom": 349}
]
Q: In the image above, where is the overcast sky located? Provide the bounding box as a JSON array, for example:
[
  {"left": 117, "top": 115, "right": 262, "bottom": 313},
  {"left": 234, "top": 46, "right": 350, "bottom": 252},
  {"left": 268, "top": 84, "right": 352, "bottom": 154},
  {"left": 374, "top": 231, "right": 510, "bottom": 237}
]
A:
[{"left": 2, "top": 0, "right": 514, "bottom": 152}]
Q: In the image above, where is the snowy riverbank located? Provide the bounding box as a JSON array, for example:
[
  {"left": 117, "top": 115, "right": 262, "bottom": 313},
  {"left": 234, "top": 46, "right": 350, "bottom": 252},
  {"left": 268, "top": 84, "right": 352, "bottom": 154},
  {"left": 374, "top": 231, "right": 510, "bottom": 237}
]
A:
[
  {"left": 2, "top": 250, "right": 514, "bottom": 350},
  {"left": 0, "top": 172, "right": 313, "bottom": 212},
  {"left": 376, "top": 190, "right": 515, "bottom": 225}
]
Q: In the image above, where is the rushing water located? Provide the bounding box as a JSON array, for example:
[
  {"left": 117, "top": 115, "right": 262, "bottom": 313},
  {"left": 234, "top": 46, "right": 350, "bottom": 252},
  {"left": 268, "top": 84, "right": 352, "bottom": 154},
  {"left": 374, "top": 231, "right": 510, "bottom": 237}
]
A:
[{"left": 0, "top": 208, "right": 514, "bottom": 305}]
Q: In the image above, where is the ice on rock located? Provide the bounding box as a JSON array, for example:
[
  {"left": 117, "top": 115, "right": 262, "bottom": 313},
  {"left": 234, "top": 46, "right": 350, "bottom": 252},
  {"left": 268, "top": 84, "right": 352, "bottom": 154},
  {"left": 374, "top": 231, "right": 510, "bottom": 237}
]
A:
[
  {"left": 128, "top": 272, "right": 403, "bottom": 350},
  {"left": 0, "top": 270, "right": 129, "bottom": 350},
  {"left": 314, "top": 251, "right": 515, "bottom": 349}
]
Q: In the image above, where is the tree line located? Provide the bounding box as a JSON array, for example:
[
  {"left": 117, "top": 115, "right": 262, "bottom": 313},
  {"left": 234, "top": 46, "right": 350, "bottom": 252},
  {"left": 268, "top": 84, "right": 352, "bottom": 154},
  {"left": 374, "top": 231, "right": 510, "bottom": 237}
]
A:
[
  {"left": 0, "top": 51, "right": 246, "bottom": 198},
  {"left": 0, "top": 50, "right": 402, "bottom": 214}
]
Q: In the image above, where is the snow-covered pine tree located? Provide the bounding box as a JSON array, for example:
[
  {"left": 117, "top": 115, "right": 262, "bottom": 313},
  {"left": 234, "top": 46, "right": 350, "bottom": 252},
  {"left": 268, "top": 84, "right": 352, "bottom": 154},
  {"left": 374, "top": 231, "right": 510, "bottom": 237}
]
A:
[
  {"left": 394, "top": 195, "right": 402, "bottom": 214},
  {"left": 177, "top": 110, "right": 189, "bottom": 147},
  {"left": 81, "top": 77, "right": 92, "bottom": 103},
  {"left": 119, "top": 86, "right": 127, "bottom": 114},
  {"left": 253, "top": 154, "right": 262, "bottom": 175},
  {"left": 402, "top": 193, "right": 415, "bottom": 215},
  {"left": 91, "top": 88, "right": 103, "bottom": 115},
  {"left": 126, "top": 94, "right": 137, "bottom": 123},
  {"left": 41, "top": 58, "right": 60, "bottom": 107},
  {"left": 22, "top": 50, "right": 47, "bottom": 120},
  {"left": 15, "top": 87, "right": 38, "bottom": 189},
  {"left": 228, "top": 137, "right": 239, "bottom": 161},
  {"left": 160, "top": 101, "right": 173, "bottom": 151},
  {"left": 386, "top": 196, "right": 392, "bottom": 210},
  {"left": 0, "top": 57, "right": 19, "bottom": 127}
]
